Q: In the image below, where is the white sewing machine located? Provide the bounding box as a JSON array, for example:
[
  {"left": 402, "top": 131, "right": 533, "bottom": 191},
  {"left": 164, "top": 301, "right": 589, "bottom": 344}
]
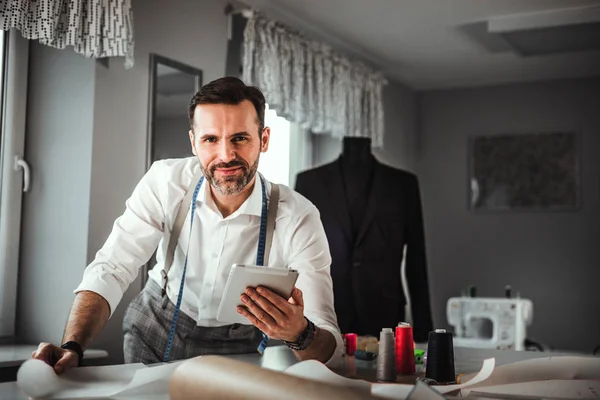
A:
[{"left": 447, "top": 291, "right": 533, "bottom": 351}]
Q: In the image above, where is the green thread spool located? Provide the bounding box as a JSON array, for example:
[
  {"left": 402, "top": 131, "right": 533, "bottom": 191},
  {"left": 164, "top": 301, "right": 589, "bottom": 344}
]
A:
[{"left": 414, "top": 349, "right": 425, "bottom": 365}]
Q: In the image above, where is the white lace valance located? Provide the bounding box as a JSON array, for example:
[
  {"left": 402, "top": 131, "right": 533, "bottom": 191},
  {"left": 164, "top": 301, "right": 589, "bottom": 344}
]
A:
[
  {"left": 0, "top": 0, "right": 134, "bottom": 68},
  {"left": 242, "top": 11, "right": 387, "bottom": 147}
]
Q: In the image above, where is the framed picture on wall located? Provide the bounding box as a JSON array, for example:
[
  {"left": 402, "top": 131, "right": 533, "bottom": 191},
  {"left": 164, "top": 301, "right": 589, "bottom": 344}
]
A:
[{"left": 468, "top": 130, "right": 581, "bottom": 212}]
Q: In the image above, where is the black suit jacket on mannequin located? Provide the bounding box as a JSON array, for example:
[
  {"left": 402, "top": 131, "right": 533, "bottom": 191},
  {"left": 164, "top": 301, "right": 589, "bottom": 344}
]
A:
[{"left": 295, "top": 158, "right": 434, "bottom": 342}]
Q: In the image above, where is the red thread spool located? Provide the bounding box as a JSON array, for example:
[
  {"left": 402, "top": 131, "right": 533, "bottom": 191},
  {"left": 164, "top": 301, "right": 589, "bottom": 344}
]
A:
[
  {"left": 345, "top": 333, "right": 357, "bottom": 356},
  {"left": 395, "top": 322, "right": 416, "bottom": 374}
]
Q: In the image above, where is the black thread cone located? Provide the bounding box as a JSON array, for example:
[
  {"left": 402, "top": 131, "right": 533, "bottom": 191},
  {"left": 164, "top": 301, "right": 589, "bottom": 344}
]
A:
[{"left": 425, "top": 330, "right": 455, "bottom": 383}]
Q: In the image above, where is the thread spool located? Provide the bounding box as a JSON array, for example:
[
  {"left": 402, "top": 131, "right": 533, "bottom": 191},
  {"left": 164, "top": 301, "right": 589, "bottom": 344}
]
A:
[
  {"left": 376, "top": 328, "right": 396, "bottom": 382},
  {"left": 468, "top": 285, "right": 477, "bottom": 297},
  {"left": 414, "top": 349, "right": 425, "bottom": 365},
  {"left": 345, "top": 333, "right": 357, "bottom": 356},
  {"left": 425, "top": 329, "right": 456, "bottom": 384},
  {"left": 395, "top": 322, "right": 416, "bottom": 374}
]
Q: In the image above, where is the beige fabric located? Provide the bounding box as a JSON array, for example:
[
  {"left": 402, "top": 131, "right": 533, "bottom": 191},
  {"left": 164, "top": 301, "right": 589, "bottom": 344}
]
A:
[{"left": 169, "top": 355, "right": 378, "bottom": 400}]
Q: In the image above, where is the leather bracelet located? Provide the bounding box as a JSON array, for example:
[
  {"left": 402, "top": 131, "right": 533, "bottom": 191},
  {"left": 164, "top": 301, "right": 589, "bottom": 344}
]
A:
[
  {"left": 284, "top": 317, "right": 316, "bottom": 351},
  {"left": 61, "top": 341, "right": 83, "bottom": 366}
]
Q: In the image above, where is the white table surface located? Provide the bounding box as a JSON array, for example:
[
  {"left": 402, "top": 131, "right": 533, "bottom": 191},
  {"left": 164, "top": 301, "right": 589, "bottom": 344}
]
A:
[
  {"left": 0, "top": 345, "right": 108, "bottom": 368},
  {"left": 0, "top": 345, "right": 593, "bottom": 400}
]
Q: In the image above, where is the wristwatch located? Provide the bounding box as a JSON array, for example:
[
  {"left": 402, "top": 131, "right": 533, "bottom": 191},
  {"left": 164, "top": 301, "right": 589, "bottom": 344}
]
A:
[
  {"left": 61, "top": 341, "right": 84, "bottom": 366},
  {"left": 284, "top": 317, "right": 316, "bottom": 351}
]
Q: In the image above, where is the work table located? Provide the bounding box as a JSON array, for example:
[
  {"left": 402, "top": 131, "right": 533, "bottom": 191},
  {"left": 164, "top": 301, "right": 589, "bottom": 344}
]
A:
[
  {"left": 0, "top": 345, "right": 591, "bottom": 399},
  {"left": 0, "top": 345, "right": 108, "bottom": 369}
]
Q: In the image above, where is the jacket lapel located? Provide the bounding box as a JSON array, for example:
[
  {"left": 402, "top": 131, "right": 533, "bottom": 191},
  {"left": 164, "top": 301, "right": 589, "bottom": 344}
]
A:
[
  {"left": 322, "top": 159, "right": 353, "bottom": 243},
  {"left": 355, "top": 161, "right": 387, "bottom": 245}
]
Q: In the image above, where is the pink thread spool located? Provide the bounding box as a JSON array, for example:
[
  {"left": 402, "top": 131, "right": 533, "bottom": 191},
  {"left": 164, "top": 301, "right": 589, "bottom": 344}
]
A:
[{"left": 345, "top": 333, "right": 357, "bottom": 356}]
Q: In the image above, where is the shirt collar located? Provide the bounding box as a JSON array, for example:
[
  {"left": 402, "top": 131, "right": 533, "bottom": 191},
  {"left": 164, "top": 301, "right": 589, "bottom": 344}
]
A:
[{"left": 197, "top": 174, "right": 264, "bottom": 218}]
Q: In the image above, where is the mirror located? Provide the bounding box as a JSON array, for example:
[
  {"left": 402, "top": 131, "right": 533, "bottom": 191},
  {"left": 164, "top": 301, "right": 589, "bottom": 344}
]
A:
[
  {"left": 146, "top": 54, "right": 203, "bottom": 168},
  {"left": 143, "top": 54, "right": 202, "bottom": 287}
]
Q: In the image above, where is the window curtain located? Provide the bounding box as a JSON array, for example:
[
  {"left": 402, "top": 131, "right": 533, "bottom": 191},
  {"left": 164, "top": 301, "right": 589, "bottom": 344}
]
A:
[
  {"left": 242, "top": 10, "right": 387, "bottom": 148},
  {"left": 0, "top": 0, "right": 134, "bottom": 68}
]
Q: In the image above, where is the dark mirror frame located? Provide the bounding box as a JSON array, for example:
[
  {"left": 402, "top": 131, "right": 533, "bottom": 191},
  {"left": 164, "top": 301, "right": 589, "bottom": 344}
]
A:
[
  {"left": 142, "top": 54, "right": 203, "bottom": 288},
  {"left": 146, "top": 53, "right": 203, "bottom": 171}
]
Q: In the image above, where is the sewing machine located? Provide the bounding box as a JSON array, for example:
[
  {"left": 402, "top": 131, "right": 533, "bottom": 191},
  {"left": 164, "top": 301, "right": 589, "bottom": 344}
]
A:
[{"left": 447, "top": 290, "right": 533, "bottom": 351}]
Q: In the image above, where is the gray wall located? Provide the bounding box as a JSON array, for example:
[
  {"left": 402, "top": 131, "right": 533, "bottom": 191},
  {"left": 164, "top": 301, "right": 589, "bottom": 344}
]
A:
[
  {"left": 17, "top": 0, "right": 598, "bottom": 365},
  {"left": 417, "top": 77, "right": 600, "bottom": 352},
  {"left": 17, "top": 43, "right": 96, "bottom": 345},
  {"left": 311, "top": 79, "right": 420, "bottom": 173},
  {"left": 16, "top": 0, "right": 231, "bottom": 364},
  {"left": 88, "top": 0, "right": 230, "bottom": 364}
]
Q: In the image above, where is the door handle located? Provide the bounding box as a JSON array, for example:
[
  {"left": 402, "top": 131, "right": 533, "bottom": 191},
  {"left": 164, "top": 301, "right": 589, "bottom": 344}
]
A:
[{"left": 13, "top": 155, "right": 31, "bottom": 192}]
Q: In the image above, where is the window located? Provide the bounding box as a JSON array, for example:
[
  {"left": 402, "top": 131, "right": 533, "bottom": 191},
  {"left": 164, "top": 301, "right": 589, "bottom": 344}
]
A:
[
  {"left": 258, "top": 105, "right": 312, "bottom": 188},
  {"left": 0, "top": 31, "right": 29, "bottom": 339},
  {"left": 0, "top": 29, "right": 10, "bottom": 339},
  {"left": 258, "top": 106, "right": 291, "bottom": 185},
  {"left": 0, "top": 30, "right": 5, "bottom": 155}
]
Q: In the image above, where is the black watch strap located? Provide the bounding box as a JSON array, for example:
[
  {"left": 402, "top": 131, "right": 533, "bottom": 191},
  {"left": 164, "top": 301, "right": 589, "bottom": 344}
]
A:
[
  {"left": 61, "top": 341, "right": 83, "bottom": 366},
  {"left": 284, "top": 317, "right": 316, "bottom": 351}
]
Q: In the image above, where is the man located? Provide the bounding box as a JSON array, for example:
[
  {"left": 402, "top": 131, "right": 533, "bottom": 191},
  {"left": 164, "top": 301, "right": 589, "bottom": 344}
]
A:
[{"left": 33, "top": 77, "right": 344, "bottom": 374}]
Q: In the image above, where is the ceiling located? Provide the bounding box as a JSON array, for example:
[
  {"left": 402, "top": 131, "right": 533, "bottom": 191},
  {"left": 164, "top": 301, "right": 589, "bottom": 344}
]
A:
[{"left": 240, "top": 0, "right": 600, "bottom": 90}]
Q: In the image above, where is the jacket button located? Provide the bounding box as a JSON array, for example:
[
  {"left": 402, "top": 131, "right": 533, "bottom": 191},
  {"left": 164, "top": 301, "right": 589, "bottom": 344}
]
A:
[{"left": 352, "top": 261, "right": 361, "bottom": 267}]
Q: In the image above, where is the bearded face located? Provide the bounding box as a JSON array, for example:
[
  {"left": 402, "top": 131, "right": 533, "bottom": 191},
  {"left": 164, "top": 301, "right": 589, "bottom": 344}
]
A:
[
  {"left": 189, "top": 100, "right": 269, "bottom": 197},
  {"left": 200, "top": 156, "right": 260, "bottom": 196}
]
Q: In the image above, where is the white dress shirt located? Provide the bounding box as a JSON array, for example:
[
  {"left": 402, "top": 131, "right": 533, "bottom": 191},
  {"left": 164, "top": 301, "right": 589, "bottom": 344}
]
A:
[{"left": 75, "top": 156, "right": 344, "bottom": 365}]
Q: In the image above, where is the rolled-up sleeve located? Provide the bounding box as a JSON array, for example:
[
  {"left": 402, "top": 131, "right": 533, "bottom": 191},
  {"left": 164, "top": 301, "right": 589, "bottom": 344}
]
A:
[
  {"left": 75, "top": 161, "right": 166, "bottom": 317},
  {"left": 286, "top": 206, "right": 345, "bottom": 367}
]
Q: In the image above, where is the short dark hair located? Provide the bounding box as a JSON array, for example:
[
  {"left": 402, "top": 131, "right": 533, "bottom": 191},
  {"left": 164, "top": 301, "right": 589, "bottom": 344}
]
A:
[{"left": 188, "top": 77, "right": 266, "bottom": 136}]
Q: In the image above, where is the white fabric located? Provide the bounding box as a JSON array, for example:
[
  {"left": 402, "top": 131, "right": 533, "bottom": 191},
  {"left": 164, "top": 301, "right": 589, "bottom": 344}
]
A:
[
  {"left": 0, "top": 0, "right": 134, "bottom": 68},
  {"left": 75, "top": 156, "right": 344, "bottom": 365},
  {"left": 243, "top": 10, "right": 387, "bottom": 147},
  {"left": 17, "top": 359, "right": 179, "bottom": 399}
]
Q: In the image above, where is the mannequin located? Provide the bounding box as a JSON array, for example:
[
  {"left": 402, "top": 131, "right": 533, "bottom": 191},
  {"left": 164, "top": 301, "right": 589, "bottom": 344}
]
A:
[
  {"left": 340, "top": 137, "right": 375, "bottom": 238},
  {"left": 341, "top": 137, "right": 373, "bottom": 165},
  {"left": 294, "top": 136, "right": 433, "bottom": 341}
]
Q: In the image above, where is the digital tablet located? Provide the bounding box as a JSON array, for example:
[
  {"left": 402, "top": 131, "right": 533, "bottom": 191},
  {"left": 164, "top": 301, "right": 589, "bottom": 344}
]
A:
[{"left": 216, "top": 264, "right": 299, "bottom": 325}]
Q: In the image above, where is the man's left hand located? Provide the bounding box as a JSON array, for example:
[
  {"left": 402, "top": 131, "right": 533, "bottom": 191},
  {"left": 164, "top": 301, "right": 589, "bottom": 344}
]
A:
[{"left": 237, "top": 286, "right": 307, "bottom": 342}]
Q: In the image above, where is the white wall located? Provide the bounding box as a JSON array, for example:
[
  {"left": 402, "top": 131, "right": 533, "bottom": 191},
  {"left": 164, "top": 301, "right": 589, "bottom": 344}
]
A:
[
  {"left": 18, "top": 43, "right": 95, "bottom": 345},
  {"left": 88, "top": 0, "right": 231, "bottom": 364},
  {"left": 417, "top": 77, "right": 600, "bottom": 352},
  {"left": 311, "top": 79, "right": 420, "bottom": 173}
]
